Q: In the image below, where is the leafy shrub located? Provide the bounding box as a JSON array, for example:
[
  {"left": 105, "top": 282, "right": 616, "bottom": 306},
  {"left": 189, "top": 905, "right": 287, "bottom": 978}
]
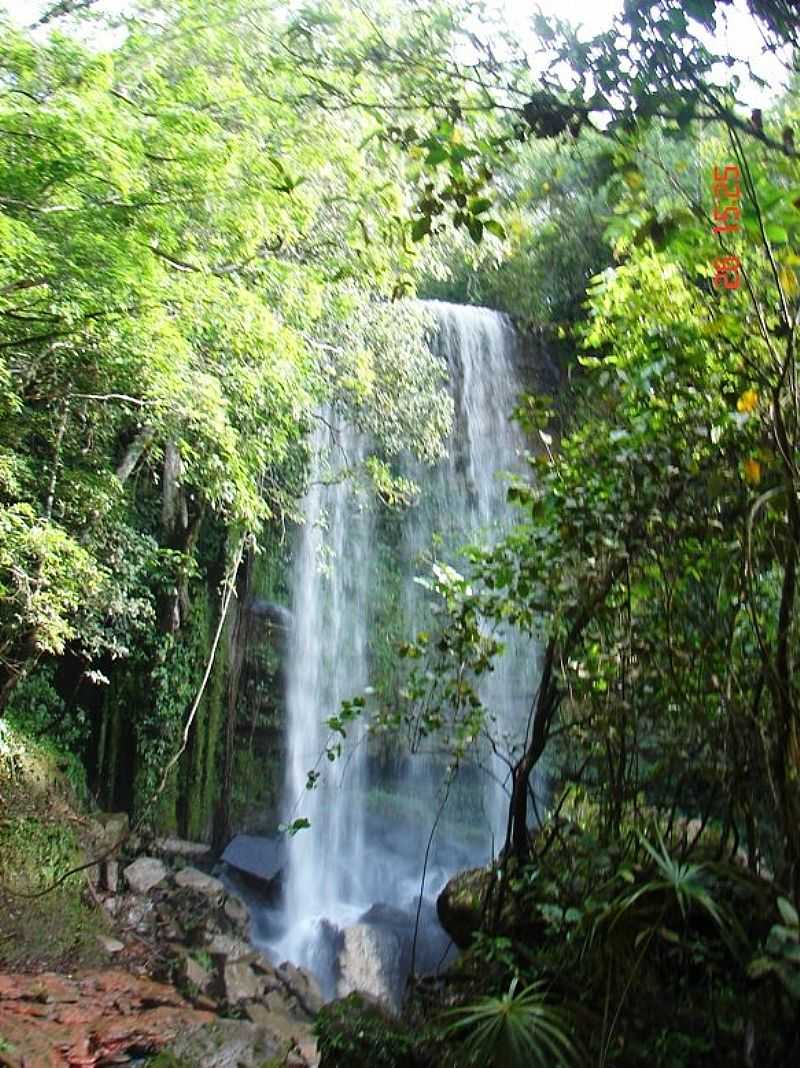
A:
[
  {"left": 314, "top": 992, "right": 417, "bottom": 1068},
  {"left": 749, "top": 896, "right": 800, "bottom": 999},
  {"left": 5, "top": 666, "right": 88, "bottom": 798}
]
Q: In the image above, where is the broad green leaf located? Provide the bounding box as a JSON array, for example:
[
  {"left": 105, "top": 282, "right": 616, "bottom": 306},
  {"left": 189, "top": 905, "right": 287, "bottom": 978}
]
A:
[{"left": 778, "top": 897, "right": 799, "bottom": 928}]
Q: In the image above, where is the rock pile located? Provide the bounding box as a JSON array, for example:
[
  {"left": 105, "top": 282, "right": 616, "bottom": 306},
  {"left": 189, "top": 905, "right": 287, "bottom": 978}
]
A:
[
  {"left": 109, "top": 846, "right": 322, "bottom": 1064},
  {"left": 0, "top": 828, "right": 322, "bottom": 1067}
]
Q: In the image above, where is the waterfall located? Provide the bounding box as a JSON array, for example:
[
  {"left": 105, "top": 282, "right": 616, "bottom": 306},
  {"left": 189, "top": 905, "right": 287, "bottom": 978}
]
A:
[
  {"left": 276, "top": 417, "right": 374, "bottom": 982},
  {"left": 267, "top": 301, "right": 538, "bottom": 998},
  {"left": 402, "top": 302, "right": 537, "bottom": 847}
]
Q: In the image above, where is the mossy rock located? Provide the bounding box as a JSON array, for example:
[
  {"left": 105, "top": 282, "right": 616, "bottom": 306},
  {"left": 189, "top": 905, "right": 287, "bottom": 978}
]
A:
[
  {"left": 436, "top": 866, "right": 490, "bottom": 949},
  {"left": 314, "top": 992, "right": 417, "bottom": 1068},
  {"left": 437, "top": 856, "right": 552, "bottom": 950}
]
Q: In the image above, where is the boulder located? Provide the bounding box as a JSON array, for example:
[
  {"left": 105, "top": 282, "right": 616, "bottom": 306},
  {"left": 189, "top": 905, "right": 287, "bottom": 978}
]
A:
[
  {"left": 164, "top": 1018, "right": 284, "bottom": 1068},
  {"left": 223, "top": 892, "right": 250, "bottom": 929},
  {"left": 277, "top": 961, "right": 325, "bottom": 1017},
  {"left": 252, "top": 952, "right": 284, "bottom": 993},
  {"left": 97, "top": 935, "right": 125, "bottom": 954},
  {"left": 206, "top": 932, "right": 257, "bottom": 963},
  {"left": 156, "top": 835, "right": 214, "bottom": 862},
  {"left": 182, "top": 953, "right": 213, "bottom": 995},
  {"left": 260, "top": 1007, "right": 315, "bottom": 1057},
  {"left": 117, "top": 892, "right": 156, "bottom": 936},
  {"left": 222, "top": 834, "right": 285, "bottom": 895},
  {"left": 244, "top": 1003, "right": 318, "bottom": 1067},
  {"left": 265, "top": 988, "right": 297, "bottom": 1015},
  {"left": 174, "top": 865, "right": 226, "bottom": 900},
  {"left": 221, "top": 961, "right": 264, "bottom": 1005},
  {"left": 437, "top": 862, "right": 547, "bottom": 948},
  {"left": 123, "top": 856, "right": 168, "bottom": 895},
  {"left": 336, "top": 924, "right": 403, "bottom": 1013},
  {"left": 436, "top": 865, "right": 488, "bottom": 949},
  {"left": 244, "top": 1001, "right": 275, "bottom": 1026}
]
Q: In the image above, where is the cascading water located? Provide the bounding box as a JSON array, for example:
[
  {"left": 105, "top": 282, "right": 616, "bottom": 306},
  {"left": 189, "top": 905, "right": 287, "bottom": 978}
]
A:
[
  {"left": 264, "top": 301, "right": 539, "bottom": 1001},
  {"left": 402, "top": 302, "right": 537, "bottom": 848},
  {"left": 276, "top": 418, "right": 374, "bottom": 983}
]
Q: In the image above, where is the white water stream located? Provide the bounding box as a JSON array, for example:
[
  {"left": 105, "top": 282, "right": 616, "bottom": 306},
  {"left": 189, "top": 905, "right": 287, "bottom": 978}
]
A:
[{"left": 269, "top": 301, "right": 538, "bottom": 997}]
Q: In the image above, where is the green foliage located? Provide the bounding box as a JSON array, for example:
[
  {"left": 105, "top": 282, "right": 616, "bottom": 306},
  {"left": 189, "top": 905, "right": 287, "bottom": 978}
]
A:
[
  {"left": 591, "top": 829, "right": 730, "bottom": 949},
  {"left": 749, "top": 896, "right": 800, "bottom": 999},
  {"left": 422, "top": 133, "right": 615, "bottom": 323},
  {"left": 5, "top": 664, "right": 88, "bottom": 798},
  {"left": 0, "top": 0, "right": 457, "bottom": 744},
  {"left": 440, "top": 978, "right": 579, "bottom": 1068},
  {"left": 145, "top": 1054, "right": 193, "bottom": 1068},
  {"left": 314, "top": 993, "right": 416, "bottom": 1068},
  {"left": 0, "top": 815, "right": 81, "bottom": 891}
]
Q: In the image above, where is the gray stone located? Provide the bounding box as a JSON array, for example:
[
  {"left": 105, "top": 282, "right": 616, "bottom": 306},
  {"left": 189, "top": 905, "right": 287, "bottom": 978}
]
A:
[
  {"left": 183, "top": 954, "right": 213, "bottom": 994},
  {"left": 260, "top": 1007, "right": 314, "bottom": 1056},
  {"left": 117, "top": 892, "right": 155, "bottom": 935},
  {"left": 336, "top": 923, "right": 403, "bottom": 1013},
  {"left": 243, "top": 1002, "right": 274, "bottom": 1026},
  {"left": 102, "top": 895, "right": 120, "bottom": 917},
  {"left": 205, "top": 933, "right": 257, "bottom": 963},
  {"left": 222, "top": 961, "right": 264, "bottom": 1004},
  {"left": 102, "top": 859, "right": 119, "bottom": 893},
  {"left": 164, "top": 1019, "right": 282, "bottom": 1068},
  {"left": 265, "top": 988, "right": 296, "bottom": 1015},
  {"left": 174, "top": 866, "right": 225, "bottom": 900},
  {"left": 276, "top": 961, "right": 325, "bottom": 1017},
  {"left": 223, "top": 892, "right": 249, "bottom": 929},
  {"left": 252, "top": 951, "right": 279, "bottom": 976},
  {"left": 156, "top": 835, "right": 213, "bottom": 862},
  {"left": 97, "top": 935, "right": 125, "bottom": 954},
  {"left": 123, "top": 856, "right": 168, "bottom": 895}
]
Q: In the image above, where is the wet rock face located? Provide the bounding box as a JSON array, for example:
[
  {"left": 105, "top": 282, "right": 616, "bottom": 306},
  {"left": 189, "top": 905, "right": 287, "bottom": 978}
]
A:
[
  {"left": 156, "top": 835, "right": 214, "bottom": 863},
  {"left": 336, "top": 923, "right": 403, "bottom": 1014},
  {"left": 221, "top": 833, "right": 285, "bottom": 897}
]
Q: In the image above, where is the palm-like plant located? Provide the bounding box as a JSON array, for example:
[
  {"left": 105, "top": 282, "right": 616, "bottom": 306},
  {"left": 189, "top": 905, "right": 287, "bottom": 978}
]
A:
[
  {"left": 592, "top": 828, "right": 730, "bottom": 946},
  {"left": 440, "top": 977, "right": 579, "bottom": 1068},
  {"left": 590, "top": 830, "right": 733, "bottom": 1068}
]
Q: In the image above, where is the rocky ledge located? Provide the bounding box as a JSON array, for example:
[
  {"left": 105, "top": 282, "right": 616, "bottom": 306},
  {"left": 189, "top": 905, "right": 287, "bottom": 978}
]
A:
[{"left": 0, "top": 835, "right": 322, "bottom": 1068}]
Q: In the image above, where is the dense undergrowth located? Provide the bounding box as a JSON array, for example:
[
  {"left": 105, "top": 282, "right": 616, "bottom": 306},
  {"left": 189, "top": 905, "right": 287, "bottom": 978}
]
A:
[{"left": 316, "top": 813, "right": 800, "bottom": 1067}]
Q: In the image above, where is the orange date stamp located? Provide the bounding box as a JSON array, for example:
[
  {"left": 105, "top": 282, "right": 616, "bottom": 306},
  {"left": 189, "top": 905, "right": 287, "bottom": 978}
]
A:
[{"left": 711, "top": 164, "right": 742, "bottom": 290}]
